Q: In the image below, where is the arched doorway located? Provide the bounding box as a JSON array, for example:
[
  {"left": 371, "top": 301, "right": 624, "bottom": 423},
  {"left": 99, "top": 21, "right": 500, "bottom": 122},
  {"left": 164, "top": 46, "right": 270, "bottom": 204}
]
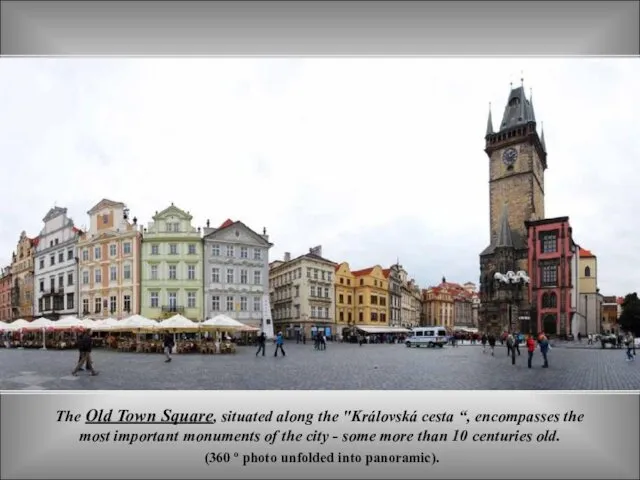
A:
[{"left": 543, "top": 314, "right": 557, "bottom": 336}]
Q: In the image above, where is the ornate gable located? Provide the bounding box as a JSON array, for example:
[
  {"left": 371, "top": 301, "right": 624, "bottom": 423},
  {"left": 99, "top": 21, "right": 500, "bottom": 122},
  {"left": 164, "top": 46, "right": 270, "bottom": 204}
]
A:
[
  {"left": 43, "top": 206, "right": 67, "bottom": 223},
  {"left": 205, "top": 221, "right": 270, "bottom": 247},
  {"left": 153, "top": 204, "right": 193, "bottom": 221},
  {"left": 88, "top": 198, "right": 125, "bottom": 214}
]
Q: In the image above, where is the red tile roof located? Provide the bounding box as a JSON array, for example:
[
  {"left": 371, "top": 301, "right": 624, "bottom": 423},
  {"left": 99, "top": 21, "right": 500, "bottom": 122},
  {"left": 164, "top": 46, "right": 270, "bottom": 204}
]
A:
[
  {"left": 617, "top": 297, "right": 624, "bottom": 305},
  {"left": 579, "top": 248, "right": 595, "bottom": 258},
  {"left": 351, "top": 267, "right": 375, "bottom": 277},
  {"left": 382, "top": 268, "right": 391, "bottom": 278},
  {"left": 30, "top": 237, "right": 39, "bottom": 246},
  {"left": 219, "top": 219, "right": 234, "bottom": 229}
]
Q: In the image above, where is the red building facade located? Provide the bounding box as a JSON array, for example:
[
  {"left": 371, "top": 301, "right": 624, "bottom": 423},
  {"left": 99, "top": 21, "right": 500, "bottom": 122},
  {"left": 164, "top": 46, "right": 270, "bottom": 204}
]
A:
[
  {"left": 0, "top": 266, "right": 11, "bottom": 322},
  {"left": 526, "top": 217, "right": 576, "bottom": 336}
]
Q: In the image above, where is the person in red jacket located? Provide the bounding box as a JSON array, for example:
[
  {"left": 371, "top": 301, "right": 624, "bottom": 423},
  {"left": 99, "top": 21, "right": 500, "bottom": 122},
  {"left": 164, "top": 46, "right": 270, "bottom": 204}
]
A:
[{"left": 526, "top": 333, "right": 536, "bottom": 369}]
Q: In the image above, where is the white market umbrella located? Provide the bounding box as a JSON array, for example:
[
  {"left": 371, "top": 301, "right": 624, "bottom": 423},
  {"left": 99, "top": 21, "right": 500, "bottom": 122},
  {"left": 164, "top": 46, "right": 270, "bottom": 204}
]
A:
[
  {"left": 53, "top": 315, "right": 85, "bottom": 330},
  {"left": 159, "top": 314, "right": 199, "bottom": 331},
  {"left": 82, "top": 318, "right": 97, "bottom": 329},
  {"left": 0, "top": 322, "right": 12, "bottom": 332},
  {"left": 92, "top": 317, "right": 121, "bottom": 332},
  {"left": 202, "top": 314, "right": 247, "bottom": 329},
  {"left": 112, "top": 314, "right": 158, "bottom": 331},
  {"left": 6, "top": 319, "right": 29, "bottom": 331},
  {"left": 23, "top": 317, "right": 54, "bottom": 350}
]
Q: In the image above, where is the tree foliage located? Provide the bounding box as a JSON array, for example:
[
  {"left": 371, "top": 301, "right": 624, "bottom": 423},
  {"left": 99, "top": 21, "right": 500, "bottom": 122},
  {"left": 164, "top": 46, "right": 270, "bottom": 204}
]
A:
[{"left": 618, "top": 292, "right": 640, "bottom": 336}]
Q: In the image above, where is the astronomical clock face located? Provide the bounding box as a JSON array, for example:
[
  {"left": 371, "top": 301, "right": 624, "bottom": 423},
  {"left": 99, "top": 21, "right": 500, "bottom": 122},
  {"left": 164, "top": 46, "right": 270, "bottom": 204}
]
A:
[{"left": 502, "top": 147, "right": 518, "bottom": 167}]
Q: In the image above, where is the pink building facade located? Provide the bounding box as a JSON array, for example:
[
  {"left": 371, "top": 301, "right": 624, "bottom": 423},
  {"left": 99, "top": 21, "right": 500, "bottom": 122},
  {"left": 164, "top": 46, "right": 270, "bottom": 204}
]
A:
[{"left": 526, "top": 216, "right": 576, "bottom": 336}]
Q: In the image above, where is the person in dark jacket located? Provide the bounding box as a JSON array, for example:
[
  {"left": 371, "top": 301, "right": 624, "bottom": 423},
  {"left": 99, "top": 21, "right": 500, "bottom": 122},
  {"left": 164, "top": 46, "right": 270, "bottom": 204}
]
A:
[
  {"left": 274, "top": 331, "right": 285, "bottom": 357},
  {"left": 538, "top": 332, "right": 550, "bottom": 368},
  {"left": 256, "top": 332, "right": 266, "bottom": 356},
  {"left": 487, "top": 333, "right": 496, "bottom": 356},
  {"left": 163, "top": 332, "right": 175, "bottom": 363},
  {"left": 72, "top": 330, "right": 98, "bottom": 376},
  {"left": 481, "top": 333, "right": 488, "bottom": 353}
]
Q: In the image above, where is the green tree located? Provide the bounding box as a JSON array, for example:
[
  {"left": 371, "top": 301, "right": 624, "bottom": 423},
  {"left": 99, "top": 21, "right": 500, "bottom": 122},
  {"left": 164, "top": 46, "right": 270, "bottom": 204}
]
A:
[{"left": 618, "top": 293, "right": 640, "bottom": 336}]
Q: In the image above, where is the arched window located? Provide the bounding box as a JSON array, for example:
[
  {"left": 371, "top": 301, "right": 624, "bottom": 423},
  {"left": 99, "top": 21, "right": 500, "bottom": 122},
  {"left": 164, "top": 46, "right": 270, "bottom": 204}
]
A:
[
  {"left": 584, "top": 266, "right": 591, "bottom": 277},
  {"left": 543, "top": 314, "right": 557, "bottom": 335},
  {"left": 549, "top": 292, "right": 557, "bottom": 308}
]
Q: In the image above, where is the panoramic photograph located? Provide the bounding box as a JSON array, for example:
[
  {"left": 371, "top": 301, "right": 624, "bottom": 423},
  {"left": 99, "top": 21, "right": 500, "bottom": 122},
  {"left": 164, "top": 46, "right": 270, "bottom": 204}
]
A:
[{"left": 0, "top": 58, "right": 638, "bottom": 390}]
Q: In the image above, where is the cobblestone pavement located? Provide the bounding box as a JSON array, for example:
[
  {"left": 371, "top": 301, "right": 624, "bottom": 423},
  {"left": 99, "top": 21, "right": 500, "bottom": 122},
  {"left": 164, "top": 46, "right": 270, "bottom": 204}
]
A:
[{"left": 0, "top": 342, "right": 638, "bottom": 390}]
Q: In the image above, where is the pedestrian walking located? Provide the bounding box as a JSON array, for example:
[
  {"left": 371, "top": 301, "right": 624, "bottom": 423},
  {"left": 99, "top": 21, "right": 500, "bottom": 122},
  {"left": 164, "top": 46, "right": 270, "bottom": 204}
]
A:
[
  {"left": 481, "top": 333, "right": 488, "bottom": 353},
  {"left": 487, "top": 333, "right": 496, "bottom": 356},
  {"left": 624, "top": 332, "right": 635, "bottom": 361},
  {"left": 274, "top": 331, "right": 286, "bottom": 357},
  {"left": 256, "top": 332, "right": 266, "bottom": 356},
  {"left": 526, "top": 333, "right": 536, "bottom": 368},
  {"left": 163, "top": 332, "right": 174, "bottom": 363},
  {"left": 72, "top": 329, "right": 98, "bottom": 376},
  {"left": 538, "top": 332, "right": 550, "bottom": 368},
  {"left": 320, "top": 333, "right": 327, "bottom": 351},
  {"left": 506, "top": 333, "right": 516, "bottom": 365},
  {"left": 514, "top": 333, "right": 521, "bottom": 356}
]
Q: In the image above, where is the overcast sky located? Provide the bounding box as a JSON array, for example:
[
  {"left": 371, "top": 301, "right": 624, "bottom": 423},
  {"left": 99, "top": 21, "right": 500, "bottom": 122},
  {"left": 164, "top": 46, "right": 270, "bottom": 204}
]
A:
[{"left": 0, "top": 58, "right": 637, "bottom": 294}]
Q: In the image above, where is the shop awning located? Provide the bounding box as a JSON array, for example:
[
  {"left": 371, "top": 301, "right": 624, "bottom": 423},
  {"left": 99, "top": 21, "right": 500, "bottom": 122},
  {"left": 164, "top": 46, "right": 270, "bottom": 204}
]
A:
[{"left": 356, "top": 326, "right": 411, "bottom": 334}]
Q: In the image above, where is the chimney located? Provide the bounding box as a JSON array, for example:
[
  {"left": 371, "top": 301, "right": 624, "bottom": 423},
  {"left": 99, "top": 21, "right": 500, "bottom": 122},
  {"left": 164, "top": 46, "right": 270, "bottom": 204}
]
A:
[{"left": 284, "top": 252, "right": 291, "bottom": 262}]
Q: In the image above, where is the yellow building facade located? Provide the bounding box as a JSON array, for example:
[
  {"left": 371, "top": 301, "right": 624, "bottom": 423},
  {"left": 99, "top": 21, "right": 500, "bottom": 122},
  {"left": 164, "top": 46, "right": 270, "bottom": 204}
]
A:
[
  {"left": 334, "top": 263, "right": 389, "bottom": 332},
  {"left": 578, "top": 248, "right": 597, "bottom": 294},
  {"left": 10, "top": 231, "right": 38, "bottom": 320},
  {"left": 422, "top": 286, "right": 454, "bottom": 327}
]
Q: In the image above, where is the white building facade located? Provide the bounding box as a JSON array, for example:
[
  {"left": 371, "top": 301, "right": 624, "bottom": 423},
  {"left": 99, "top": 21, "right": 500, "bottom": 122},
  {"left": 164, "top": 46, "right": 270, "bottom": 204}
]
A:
[
  {"left": 33, "top": 207, "right": 82, "bottom": 319},
  {"left": 202, "top": 219, "right": 272, "bottom": 330}
]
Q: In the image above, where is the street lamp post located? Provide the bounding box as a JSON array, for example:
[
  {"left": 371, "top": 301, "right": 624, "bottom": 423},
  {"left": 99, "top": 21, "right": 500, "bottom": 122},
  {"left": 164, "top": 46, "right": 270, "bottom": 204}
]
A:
[{"left": 494, "top": 270, "right": 530, "bottom": 365}]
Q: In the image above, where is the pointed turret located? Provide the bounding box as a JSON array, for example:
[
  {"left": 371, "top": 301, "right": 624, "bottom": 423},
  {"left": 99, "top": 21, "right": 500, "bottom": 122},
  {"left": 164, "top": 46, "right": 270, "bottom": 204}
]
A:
[
  {"left": 540, "top": 123, "right": 547, "bottom": 152},
  {"left": 496, "top": 204, "right": 514, "bottom": 248},
  {"left": 485, "top": 104, "right": 494, "bottom": 137},
  {"left": 499, "top": 84, "right": 536, "bottom": 131}
]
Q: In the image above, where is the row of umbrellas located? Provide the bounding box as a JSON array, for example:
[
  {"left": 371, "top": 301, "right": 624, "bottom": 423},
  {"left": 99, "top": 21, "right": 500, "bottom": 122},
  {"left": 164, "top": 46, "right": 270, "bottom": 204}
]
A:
[{"left": 0, "top": 314, "right": 260, "bottom": 333}]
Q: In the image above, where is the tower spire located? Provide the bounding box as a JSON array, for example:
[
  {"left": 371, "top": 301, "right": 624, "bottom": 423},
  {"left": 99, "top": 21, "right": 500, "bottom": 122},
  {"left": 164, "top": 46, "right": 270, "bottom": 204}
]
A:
[
  {"left": 485, "top": 102, "right": 494, "bottom": 136},
  {"left": 540, "top": 122, "right": 547, "bottom": 152}
]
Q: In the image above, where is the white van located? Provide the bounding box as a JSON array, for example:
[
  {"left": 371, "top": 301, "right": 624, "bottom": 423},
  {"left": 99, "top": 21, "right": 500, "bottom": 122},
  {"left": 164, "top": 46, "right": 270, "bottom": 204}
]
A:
[{"left": 405, "top": 326, "right": 448, "bottom": 348}]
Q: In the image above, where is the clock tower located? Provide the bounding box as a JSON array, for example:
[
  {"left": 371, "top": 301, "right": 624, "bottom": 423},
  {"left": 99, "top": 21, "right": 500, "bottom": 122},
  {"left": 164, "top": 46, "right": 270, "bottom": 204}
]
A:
[{"left": 478, "top": 82, "right": 548, "bottom": 334}]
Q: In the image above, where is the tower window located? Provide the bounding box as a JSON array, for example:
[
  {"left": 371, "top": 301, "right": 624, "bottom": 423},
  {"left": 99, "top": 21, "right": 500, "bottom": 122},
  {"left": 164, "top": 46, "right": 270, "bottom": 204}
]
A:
[
  {"left": 509, "top": 97, "right": 521, "bottom": 107},
  {"left": 584, "top": 266, "right": 591, "bottom": 277},
  {"left": 541, "top": 265, "right": 557, "bottom": 287},
  {"left": 541, "top": 233, "right": 557, "bottom": 253}
]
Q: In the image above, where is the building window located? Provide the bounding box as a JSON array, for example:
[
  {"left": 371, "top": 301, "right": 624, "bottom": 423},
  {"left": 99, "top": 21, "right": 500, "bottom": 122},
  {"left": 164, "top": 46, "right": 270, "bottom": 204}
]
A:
[
  {"left": 226, "top": 268, "right": 234, "bottom": 284},
  {"left": 82, "top": 298, "right": 89, "bottom": 315},
  {"left": 50, "top": 255, "right": 55, "bottom": 266},
  {"left": 211, "top": 244, "right": 220, "bottom": 256},
  {"left": 240, "top": 269, "right": 248, "bottom": 284},
  {"left": 253, "top": 270, "right": 262, "bottom": 285},
  {"left": 67, "top": 272, "right": 74, "bottom": 286},
  {"left": 339, "top": 294, "right": 344, "bottom": 304},
  {"left": 94, "top": 298, "right": 102, "bottom": 313},
  {"left": 371, "top": 312, "right": 378, "bottom": 322},
  {"left": 95, "top": 269, "right": 102, "bottom": 284},
  {"left": 380, "top": 313, "right": 387, "bottom": 322},
  {"left": 324, "top": 287, "right": 330, "bottom": 298},
  {"left": 168, "top": 292, "right": 177, "bottom": 308},
  {"left": 542, "top": 292, "right": 558, "bottom": 308},
  {"left": 169, "top": 265, "right": 177, "bottom": 280},
  {"left": 169, "top": 244, "right": 178, "bottom": 255},
  {"left": 82, "top": 249, "right": 89, "bottom": 261},
  {"left": 58, "top": 251, "right": 64, "bottom": 263},
  {"left": 226, "top": 296, "right": 234, "bottom": 311},
  {"left": 253, "top": 296, "right": 261, "bottom": 312},
  {"left": 187, "top": 265, "right": 196, "bottom": 280},
  {"left": 211, "top": 296, "right": 220, "bottom": 311},
  {"left": 188, "top": 244, "right": 196, "bottom": 255},
  {"left": 123, "top": 242, "right": 131, "bottom": 255},
  {"left": 109, "top": 244, "right": 117, "bottom": 256},
  {"left": 39, "top": 258, "right": 45, "bottom": 270},
  {"left": 150, "top": 292, "right": 159, "bottom": 308},
  {"left": 67, "top": 249, "right": 74, "bottom": 261},
  {"left": 102, "top": 214, "right": 109, "bottom": 224},
  {"left": 358, "top": 295, "right": 363, "bottom": 305},
  {"left": 541, "top": 265, "right": 557, "bottom": 287},
  {"left": 542, "top": 234, "right": 557, "bottom": 253},
  {"left": 310, "top": 286, "right": 316, "bottom": 297},
  {"left": 226, "top": 245, "right": 234, "bottom": 257},
  {"left": 240, "top": 247, "right": 248, "bottom": 259},
  {"left": 211, "top": 268, "right": 220, "bottom": 283},
  {"left": 311, "top": 306, "right": 317, "bottom": 318},
  {"left": 110, "top": 266, "right": 117, "bottom": 281},
  {"left": 150, "top": 265, "right": 158, "bottom": 280},
  {"left": 253, "top": 248, "right": 262, "bottom": 260},
  {"left": 82, "top": 271, "right": 89, "bottom": 285},
  {"left": 584, "top": 266, "right": 591, "bottom": 277},
  {"left": 94, "top": 246, "right": 102, "bottom": 260},
  {"left": 109, "top": 296, "right": 117, "bottom": 313},
  {"left": 187, "top": 292, "right": 196, "bottom": 309},
  {"left": 123, "top": 264, "right": 131, "bottom": 280},
  {"left": 151, "top": 244, "right": 159, "bottom": 255},
  {"left": 240, "top": 296, "right": 247, "bottom": 311}
]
